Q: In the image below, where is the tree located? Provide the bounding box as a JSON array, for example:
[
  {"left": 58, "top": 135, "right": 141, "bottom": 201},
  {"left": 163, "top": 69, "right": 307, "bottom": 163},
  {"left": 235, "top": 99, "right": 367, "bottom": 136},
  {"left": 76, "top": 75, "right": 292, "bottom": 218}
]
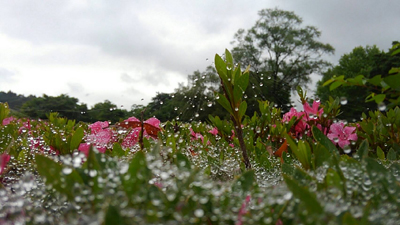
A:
[
  {"left": 231, "top": 8, "right": 334, "bottom": 102},
  {"left": 21, "top": 94, "right": 83, "bottom": 120},
  {"left": 0, "top": 91, "right": 35, "bottom": 111},
  {"left": 316, "top": 43, "right": 400, "bottom": 120},
  {"left": 88, "top": 100, "right": 127, "bottom": 123}
]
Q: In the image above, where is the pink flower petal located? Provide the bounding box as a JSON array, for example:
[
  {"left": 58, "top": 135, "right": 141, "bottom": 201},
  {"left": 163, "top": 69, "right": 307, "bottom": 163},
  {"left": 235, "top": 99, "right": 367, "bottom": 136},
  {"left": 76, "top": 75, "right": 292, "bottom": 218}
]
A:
[
  {"left": 78, "top": 143, "right": 91, "bottom": 157},
  {"left": 144, "top": 117, "right": 160, "bottom": 128},
  {"left": 0, "top": 153, "right": 11, "bottom": 174}
]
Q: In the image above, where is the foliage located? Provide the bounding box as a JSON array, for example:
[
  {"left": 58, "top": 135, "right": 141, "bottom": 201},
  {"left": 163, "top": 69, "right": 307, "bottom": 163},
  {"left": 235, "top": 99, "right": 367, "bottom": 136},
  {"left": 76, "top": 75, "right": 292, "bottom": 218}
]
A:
[
  {"left": 87, "top": 100, "right": 128, "bottom": 123},
  {"left": 323, "top": 42, "right": 400, "bottom": 112},
  {"left": 316, "top": 44, "right": 400, "bottom": 120},
  {"left": 0, "top": 91, "right": 35, "bottom": 112},
  {"left": 231, "top": 8, "right": 334, "bottom": 101},
  {"left": 214, "top": 49, "right": 251, "bottom": 169}
]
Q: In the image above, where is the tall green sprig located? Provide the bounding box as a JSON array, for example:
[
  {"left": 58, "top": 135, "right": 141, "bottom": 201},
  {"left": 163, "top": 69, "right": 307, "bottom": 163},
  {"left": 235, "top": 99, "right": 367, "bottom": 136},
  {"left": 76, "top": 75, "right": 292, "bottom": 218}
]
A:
[{"left": 214, "top": 49, "right": 251, "bottom": 169}]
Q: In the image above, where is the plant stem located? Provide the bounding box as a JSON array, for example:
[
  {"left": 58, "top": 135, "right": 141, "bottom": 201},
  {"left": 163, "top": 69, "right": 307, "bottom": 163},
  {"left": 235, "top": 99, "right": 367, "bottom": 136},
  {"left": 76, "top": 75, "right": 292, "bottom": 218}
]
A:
[{"left": 232, "top": 116, "right": 251, "bottom": 169}]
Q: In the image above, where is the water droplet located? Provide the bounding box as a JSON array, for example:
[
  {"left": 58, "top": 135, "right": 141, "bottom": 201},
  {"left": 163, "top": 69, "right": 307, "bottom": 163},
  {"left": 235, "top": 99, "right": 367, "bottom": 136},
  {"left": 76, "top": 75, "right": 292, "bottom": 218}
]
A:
[
  {"left": 234, "top": 108, "right": 239, "bottom": 111},
  {"left": 160, "top": 101, "right": 163, "bottom": 105},
  {"left": 195, "top": 113, "right": 199, "bottom": 117},
  {"left": 62, "top": 167, "right": 72, "bottom": 175},
  {"left": 207, "top": 102, "right": 213, "bottom": 107},
  {"left": 89, "top": 170, "right": 97, "bottom": 177},
  {"left": 260, "top": 83, "right": 263, "bottom": 87},
  {"left": 343, "top": 145, "right": 351, "bottom": 154},
  {"left": 378, "top": 102, "right": 386, "bottom": 111},
  {"left": 194, "top": 209, "right": 204, "bottom": 217},
  {"left": 174, "top": 107, "right": 178, "bottom": 111},
  {"left": 340, "top": 97, "right": 348, "bottom": 105}
]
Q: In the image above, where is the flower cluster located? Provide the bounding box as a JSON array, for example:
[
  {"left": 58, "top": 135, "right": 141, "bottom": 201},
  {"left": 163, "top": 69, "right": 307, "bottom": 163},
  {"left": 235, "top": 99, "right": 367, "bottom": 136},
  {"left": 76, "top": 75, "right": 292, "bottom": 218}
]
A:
[
  {"left": 78, "top": 117, "right": 161, "bottom": 156},
  {"left": 283, "top": 100, "right": 358, "bottom": 150}
]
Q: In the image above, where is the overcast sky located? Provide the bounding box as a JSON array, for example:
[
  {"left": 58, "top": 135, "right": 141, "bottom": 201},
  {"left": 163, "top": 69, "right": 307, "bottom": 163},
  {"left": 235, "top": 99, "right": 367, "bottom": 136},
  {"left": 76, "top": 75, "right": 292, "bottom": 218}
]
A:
[{"left": 1, "top": 0, "right": 399, "bottom": 109}]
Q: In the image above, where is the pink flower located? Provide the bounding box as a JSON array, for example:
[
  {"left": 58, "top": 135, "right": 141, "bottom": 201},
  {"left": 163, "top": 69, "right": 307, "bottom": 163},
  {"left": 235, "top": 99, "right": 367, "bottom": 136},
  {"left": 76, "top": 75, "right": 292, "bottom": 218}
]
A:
[
  {"left": 120, "top": 117, "right": 161, "bottom": 149},
  {"left": 2, "top": 117, "right": 16, "bottom": 126},
  {"left": 18, "top": 120, "right": 31, "bottom": 134},
  {"left": 208, "top": 127, "right": 219, "bottom": 136},
  {"left": 190, "top": 128, "right": 204, "bottom": 142},
  {"left": 282, "top": 107, "right": 299, "bottom": 122},
  {"left": 303, "top": 100, "right": 323, "bottom": 118},
  {"left": 89, "top": 121, "right": 109, "bottom": 134},
  {"left": 78, "top": 143, "right": 91, "bottom": 156},
  {"left": 121, "top": 128, "right": 141, "bottom": 149},
  {"left": 144, "top": 117, "right": 160, "bottom": 128},
  {"left": 327, "top": 122, "right": 358, "bottom": 149},
  {"left": 0, "top": 153, "right": 11, "bottom": 174},
  {"left": 237, "top": 195, "right": 251, "bottom": 225}
]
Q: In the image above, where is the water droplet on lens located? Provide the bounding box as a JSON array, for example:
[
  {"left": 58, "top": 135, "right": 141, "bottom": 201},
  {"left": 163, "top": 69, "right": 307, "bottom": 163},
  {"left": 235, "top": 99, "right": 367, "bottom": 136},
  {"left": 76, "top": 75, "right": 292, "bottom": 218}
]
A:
[
  {"left": 207, "top": 102, "right": 213, "bottom": 107},
  {"left": 378, "top": 102, "right": 386, "bottom": 111},
  {"left": 340, "top": 97, "right": 348, "bottom": 105},
  {"left": 62, "top": 167, "right": 72, "bottom": 175},
  {"left": 234, "top": 107, "right": 239, "bottom": 111},
  {"left": 195, "top": 113, "right": 199, "bottom": 117},
  {"left": 194, "top": 209, "right": 204, "bottom": 217},
  {"left": 343, "top": 145, "right": 351, "bottom": 154}
]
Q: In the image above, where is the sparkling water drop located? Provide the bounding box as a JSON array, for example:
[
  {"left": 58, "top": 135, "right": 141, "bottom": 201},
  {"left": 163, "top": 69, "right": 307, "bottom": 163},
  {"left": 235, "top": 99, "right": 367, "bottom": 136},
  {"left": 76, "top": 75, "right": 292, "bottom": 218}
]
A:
[
  {"left": 340, "top": 97, "right": 348, "bottom": 105},
  {"left": 343, "top": 145, "right": 351, "bottom": 154},
  {"left": 207, "top": 102, "right": 213, "bottom": 107},
  {"left": 194, "top": 209, "right": 204, "bottom": 217},
  {"left": 62, "top": 167, "right": 73, "bottom": 175},
  {"left": 378, "top": 102, "right": 386, "bottom": 111}
]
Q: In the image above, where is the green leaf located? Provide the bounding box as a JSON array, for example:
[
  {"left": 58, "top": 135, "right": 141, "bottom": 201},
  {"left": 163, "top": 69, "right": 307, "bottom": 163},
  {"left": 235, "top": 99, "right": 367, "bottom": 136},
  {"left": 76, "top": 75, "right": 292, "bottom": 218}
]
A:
[
  {"left": 35, "top": 154, "right": 83, "bottom": 201},
  {"left": 285, "top": 134, "right": 311, "bottom": 170},
  {"left": 388, "top": 67, "right": 400, "bottom": 74},
  {"left": 391, "top": 48, "right": 400, "bottom": 56},
  {"left": 121, "top": 151, "right": 151, "bottom": 197},
  {"left": 0, "top": 102, "right": 10, "bottom": 124},
  {"left": 373, "top": 94, "right": 386, "bottom": 104},
  {"left": 377, "top": 146, "right": 385, "bottom": 160},
  {"left": 176, "top": 152, "right": 191, "bottom": 170},
  {"left": 232, "top": 170, "right": 255, "bottom": 195},
  {"left": 214, "top": 54, "right": 229, "bottom": 84},
  {"left": 283, "top": 175, "right": 323, "bottom": 215},
  {"left": 368, "top": 75, "right": 382, "bottom": 86},
  {"left": 314, "top": 143, "right": 332, "bottom": 169},
  {"left": 238, "top": 101, "right": 247, "bottom": 121},
  {"left": 342, "top": 212, "right": 358, "bottom": 225},
  {"left": 216, "top": 93, "right": 233, "bottom": 115},
  {"left": 322, "top": 78, "right": 335, "bottom": 86},
  {"left": 70, "top": 127, "right": 84, "bottom": 150},
  {"left": 105, "top": 205, "right": 126, "bottom": 225},
  {"left": 356, "top": 139, "right": 369, "bottom": 160},
  {"left": 312, "top": 126, "right": 339, "bottom": 156},
  {"left": 325, "top": 168, "right": 343, "bottom": 191},
  {"left": 112, "top": 142, "right": 125, "bottom": 157},
  {"left": 225, "top": 49, "right": 234, "bottom": 70},
  {"left": 384, "top": 74, "right": 400, "bottom": 89},
  {"left": 330, "top": 81, "right": 343, "bottom": 91},
  {"left": 233, "top": 70, "right": 249, "bottom": 102},
  {"left": 387, "top": 148, "right": 397, "bottom": 161}
]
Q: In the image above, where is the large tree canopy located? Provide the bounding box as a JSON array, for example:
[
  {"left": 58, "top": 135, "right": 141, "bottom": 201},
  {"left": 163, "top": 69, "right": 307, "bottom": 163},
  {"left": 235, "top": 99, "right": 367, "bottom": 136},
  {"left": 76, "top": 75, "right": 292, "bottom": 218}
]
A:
[
  {"left": 231, "top": 8, "right": 334, "bottom": 98},
  {"left": 316, "top": 42, "right": 400, "bottom": 120}
]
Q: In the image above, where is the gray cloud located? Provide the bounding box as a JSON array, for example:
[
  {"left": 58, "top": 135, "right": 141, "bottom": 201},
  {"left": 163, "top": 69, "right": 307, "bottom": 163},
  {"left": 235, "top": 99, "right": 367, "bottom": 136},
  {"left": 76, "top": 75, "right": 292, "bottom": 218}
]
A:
[{"left": 0, "top": 0, "right": 399, "bottom": 107}]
